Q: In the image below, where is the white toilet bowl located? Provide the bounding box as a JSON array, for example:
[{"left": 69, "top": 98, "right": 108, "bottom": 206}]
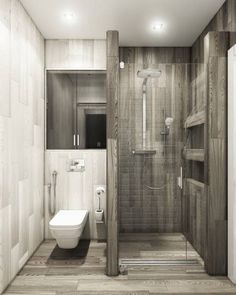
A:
[{"left": 49, "top": 210, "right": 88, "bottom": 249}]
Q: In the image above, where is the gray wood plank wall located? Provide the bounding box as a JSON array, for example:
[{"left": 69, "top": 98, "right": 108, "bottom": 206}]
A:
[
  {"left": 118, "top": 48, "right": 190, "bottom": 233},
  {"left": 188, "top": 0, "right": 236, "bottom": 275},
  {"left": 120, "top": 47, "right": 191, "bottom": 65},
  {"left": 204, "top": 31, "right": 229, "bottom": 275},
  {"left": 184, "top": 179, "right": 206, "bottom": 259},
  {"left": 191, "top": 0, "right": 236, "bottom": 63},
  {"left": 106, "top": 31, "right": 119, "bottom": 276}
]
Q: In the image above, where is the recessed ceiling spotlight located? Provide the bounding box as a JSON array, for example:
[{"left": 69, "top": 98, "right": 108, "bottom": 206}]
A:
[
  {"left": 120, "top": 61, "right": 125, "bottom": 69},
  {"left": 63, "top": 12, "right": 76, "bottom": 22},
  {"left": 152, "top": 23, "right": 164, "bottom": 32}
]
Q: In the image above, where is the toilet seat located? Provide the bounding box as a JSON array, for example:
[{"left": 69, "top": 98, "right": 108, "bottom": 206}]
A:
[{"left": 50, "top": 210, "right": 88, "bottom": 230}]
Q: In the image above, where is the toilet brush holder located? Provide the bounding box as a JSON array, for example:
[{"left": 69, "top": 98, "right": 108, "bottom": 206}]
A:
[{"left": 95, "top": 209, "right": 104, "bottom": 223}]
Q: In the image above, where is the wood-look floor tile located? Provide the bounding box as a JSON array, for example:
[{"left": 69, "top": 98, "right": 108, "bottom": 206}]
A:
[{"left": 4, "top": 238, "right": 236, "bottom": 295}]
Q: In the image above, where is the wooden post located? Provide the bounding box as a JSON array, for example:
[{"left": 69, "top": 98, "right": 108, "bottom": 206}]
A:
[
  {"left": 204, "top": 31, "right": 229, "bottom": 275},
  {"left": 106, "top": 31, "right": 119, "bottom": 276}
]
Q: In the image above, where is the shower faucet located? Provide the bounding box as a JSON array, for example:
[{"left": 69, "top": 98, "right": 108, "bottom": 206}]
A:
[{"left": 160, "top": 117, "right": 174, "bottom": 136}]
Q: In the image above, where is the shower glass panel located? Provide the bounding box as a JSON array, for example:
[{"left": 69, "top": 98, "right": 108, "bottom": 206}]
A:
[{"left": 118, "top": 62, "right": 207, "bottom": 267}]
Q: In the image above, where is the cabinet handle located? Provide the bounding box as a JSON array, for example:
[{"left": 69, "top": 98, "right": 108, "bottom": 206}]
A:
[
  {"left": 77, "top": 134, "right": 80, "bottom": 146},
  {"left": 73, "top": 134, "right": 76, "bottom": 146}
]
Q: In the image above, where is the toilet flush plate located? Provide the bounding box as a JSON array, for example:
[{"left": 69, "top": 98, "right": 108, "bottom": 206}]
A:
[{"left": 67, "top": 159, "right": 85, "bottom": 172}]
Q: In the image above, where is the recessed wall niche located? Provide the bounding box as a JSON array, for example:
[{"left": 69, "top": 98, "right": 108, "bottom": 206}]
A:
[{"left": 46, "top": 71, "right": 107, "bottom": 150}]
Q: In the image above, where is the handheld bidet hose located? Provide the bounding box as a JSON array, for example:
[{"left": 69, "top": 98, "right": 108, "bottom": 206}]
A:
[
  {"left": 98, "top": 195, "right": 101, "bottom": 210},
  {"left": 49, "top": 171, "right": 57, "bottom": 215}
]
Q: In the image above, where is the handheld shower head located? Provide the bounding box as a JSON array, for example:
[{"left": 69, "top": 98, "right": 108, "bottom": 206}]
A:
[{"left": 165, "top": 117, "right": 174, "bottom": 127}]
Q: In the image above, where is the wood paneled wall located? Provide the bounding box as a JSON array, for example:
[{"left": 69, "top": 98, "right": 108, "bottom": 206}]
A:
[
  {"left": 119, "top": 63, "right": 190, "bottom": 233},
  {"left": 204, "top": 31, "right": 229, "bottom": 275},
  {"left": 189, "top": 0, "right": 236, "bottom": 275},
  {"left": 191, "top": 0, "right": 236, "bottom": 63},
  {"left": 120, "top": 47, "right": 191, "bottom": 65},
  {"left": 118, "top": 47, "right": 190, "bottom": 233},
  {"left": 183, "top": 63, "right": 207, "bottom": 260},
  {"left": 106, "top": 31, "right": 119, "bottom": 276},
  {"left": 45, "top": 40, "right": 106, "bottom": 70},
  {"left": 0, "top": 0, "right": 45, "bottom": 292},
  {"left": 184, "top": 178, "right": 206, "bottom": 258}
]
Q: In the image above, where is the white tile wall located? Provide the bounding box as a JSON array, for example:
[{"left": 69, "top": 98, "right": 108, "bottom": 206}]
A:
[
  {"left": 45, "top": 150, "right": 106, "bottom": 240},
  {"left": 44, "top": 38, "right": 107, "bottom": 241},
  {"left": 0, "top": 0, "right": 45, "bottom": 292},
  {"left": 45, "top": 39, "right": 106, "bottom": 70}
]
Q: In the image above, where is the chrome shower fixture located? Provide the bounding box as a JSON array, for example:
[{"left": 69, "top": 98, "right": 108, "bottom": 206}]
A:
[
  {"left": 137, "top": 68, "right": 162, "bottom": 149},
  {"left": 161, "top": 117, "right": 174, "bottom": 136},
  {"left": 165, "top": 117, "right": 174, "bottom": 127}
]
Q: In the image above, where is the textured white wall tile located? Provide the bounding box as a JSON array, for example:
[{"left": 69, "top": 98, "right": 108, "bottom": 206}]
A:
[
  {"left": 45, "top": 150, "right": 106, "bottom": 240},
  {"left": 10, "top": 162, "right": 19, "bottom": 248},
  {"left": 0, "top": 209, "right": 2, "bottom": 289},
  {"left": 10, "top": 243, "right": 19, "bottom": 280},
  {"left": 28, "top": 214, "right": 34, "bottom": 255},
  {"left": 94, "top": 40, "right": 107, "bottom": 69},
  {"left": 18, "top": 179, "right": 29, "bottom": 258},
  {"left": 1, "top": 205, "right": 11, "bottom": 289},
  {"left": 0, "top": 2, "right": 11, "bottom": 118},
  {"left": 18, "top": 251, "right": 28, "bottom": 270},
  {"left": 46, "top": 39, "right": 106, "bottom": 70},
  {"left": 46, "top": 40, "right": 69, "bottom": 69},
  {"left": 0, "top": 0, "right": 45, "bottom": 292}
]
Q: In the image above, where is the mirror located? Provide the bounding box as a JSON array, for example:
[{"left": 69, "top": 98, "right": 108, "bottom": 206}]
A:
[{"left": 46, "top": 71, "right": 106, "bottom": 150}]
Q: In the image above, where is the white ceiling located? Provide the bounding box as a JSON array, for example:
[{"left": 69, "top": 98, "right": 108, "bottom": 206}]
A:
[{"left": 20, "top": 0, "right": 225, "bottom": 46}]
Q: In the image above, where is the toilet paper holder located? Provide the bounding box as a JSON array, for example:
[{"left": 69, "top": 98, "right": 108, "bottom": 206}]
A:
[{"left": 95, "top": 186, "right": 105, "bottom": 223}]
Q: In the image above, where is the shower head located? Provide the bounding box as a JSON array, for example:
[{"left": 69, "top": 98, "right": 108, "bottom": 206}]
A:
[{"left": 137, "top": 68, "right": 162, "bottom": 79}]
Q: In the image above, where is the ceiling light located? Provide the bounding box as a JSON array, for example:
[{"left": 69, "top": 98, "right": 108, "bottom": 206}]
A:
[
  {"left": 63, "top": 12, "right": 76, "bottom": 21},
  {"left": 152, "top": 23, "right": 164, "bottom": 32}
]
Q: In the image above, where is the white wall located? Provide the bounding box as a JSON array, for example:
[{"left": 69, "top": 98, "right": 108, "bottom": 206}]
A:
[
  {"left": 0, "top": 0, "right": 45, "bottom": 292},
  {"left": 45, "top": 39, "right": 106, "bottom": 70},
  {"left": 45, "top": 150, "right": 106, "bottom": 240},
  {"left": 45, "top": 38, "right": 107, "bottom": 241},
  {"left": 228, "top": 45, "right": 236, "bottom": 284}
]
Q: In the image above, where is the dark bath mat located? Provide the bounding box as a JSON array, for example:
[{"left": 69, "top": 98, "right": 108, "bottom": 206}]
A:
[{"left": 47, "top": 239, "right": 90, "bottom": 265}]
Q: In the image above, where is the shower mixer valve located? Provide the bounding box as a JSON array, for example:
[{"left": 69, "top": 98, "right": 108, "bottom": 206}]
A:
[{"left": 161, "top": 117, "right": 174, "bottom": 135}]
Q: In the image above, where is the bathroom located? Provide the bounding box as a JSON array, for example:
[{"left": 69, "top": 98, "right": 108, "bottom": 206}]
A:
[{"left": 1, "top": 0, "right": 236, "bottom": 293}]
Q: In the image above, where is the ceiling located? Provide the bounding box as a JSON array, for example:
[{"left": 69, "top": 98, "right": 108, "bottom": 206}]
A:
[{"left": 20, "top": 0, "right": 225, "bottom": 47}]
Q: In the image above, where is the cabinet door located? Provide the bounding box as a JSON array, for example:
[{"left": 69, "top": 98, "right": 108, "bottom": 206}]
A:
[{"left": 47, "top": 73, "right": 75, "bottom": 149}]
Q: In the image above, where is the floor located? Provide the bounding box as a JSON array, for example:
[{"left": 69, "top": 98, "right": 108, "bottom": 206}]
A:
[
  {"left": 4, "top": 234, "right": 236, "bottom": 294},
  {"left": 119, "top": 233, "right": 202, "bottom": 261}
]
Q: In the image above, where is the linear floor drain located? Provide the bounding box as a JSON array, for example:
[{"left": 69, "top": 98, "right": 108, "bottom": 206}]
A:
[{"left": 119, "top": 259, "right": 199, "bottom": 266}]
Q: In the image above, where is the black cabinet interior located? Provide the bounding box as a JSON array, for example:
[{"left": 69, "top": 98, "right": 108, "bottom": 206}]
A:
[{"left": 86, "top": 114, "right": 106, "bottom": 149}]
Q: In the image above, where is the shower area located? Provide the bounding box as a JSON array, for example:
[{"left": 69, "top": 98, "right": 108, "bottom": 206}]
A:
[{"left": 118, "top": 54, "right": 207, "bottom": 267}]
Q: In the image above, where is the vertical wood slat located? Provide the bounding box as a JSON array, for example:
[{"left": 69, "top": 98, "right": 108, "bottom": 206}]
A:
[
  {"left": 106, "top": 31, "right": 119, "bottom": 276},
  {"left": 204, "top": 31, "right": 229, "bottom": 275}
]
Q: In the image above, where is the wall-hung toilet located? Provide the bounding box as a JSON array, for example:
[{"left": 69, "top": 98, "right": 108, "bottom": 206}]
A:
[{"left": 49, "top": 210, "right": 88, "bottom": 249}]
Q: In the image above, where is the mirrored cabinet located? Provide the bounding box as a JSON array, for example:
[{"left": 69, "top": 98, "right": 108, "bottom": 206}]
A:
[{"left": 46, "top": 71, "right": 106, "bottom": 149}]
